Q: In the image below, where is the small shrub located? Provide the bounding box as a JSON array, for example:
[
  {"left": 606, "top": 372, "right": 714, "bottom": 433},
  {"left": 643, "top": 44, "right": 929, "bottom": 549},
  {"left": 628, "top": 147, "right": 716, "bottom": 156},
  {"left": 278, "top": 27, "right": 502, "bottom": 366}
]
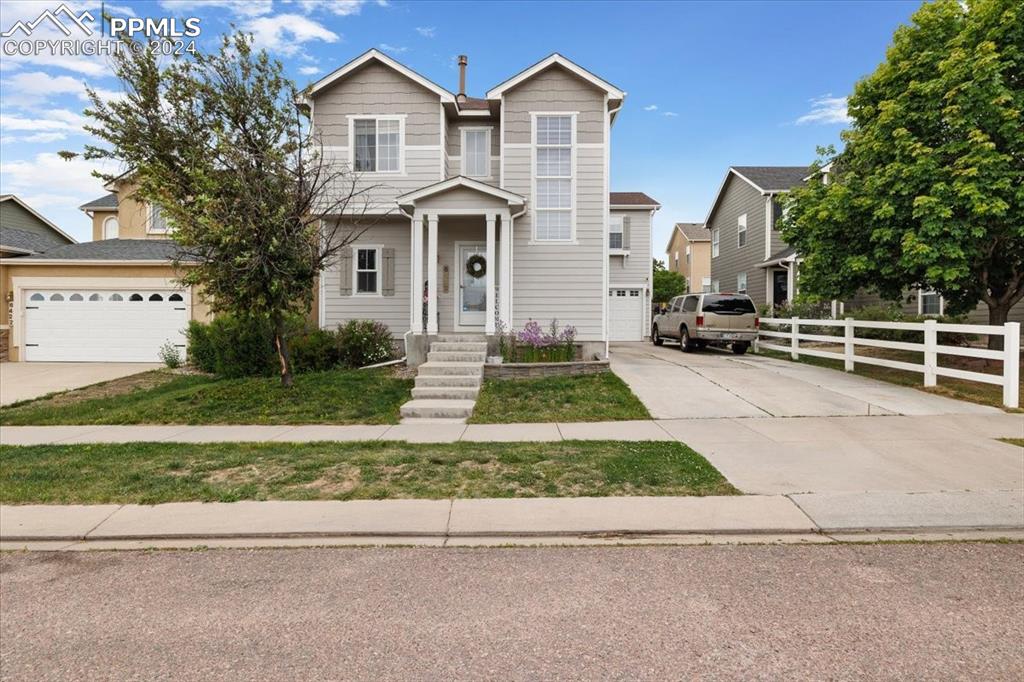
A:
[
  {"left": 499, "top": 319, "right": 578, "bottom": 363},
  {"left": 158, "top": 341, "right": 182, "bottom": 369},
  {"left": 335, "top": 320, "right": 394, "bottom": 368},
  {"left": 186, "top": 314, "right": 277, "bottom": 377},
  {"left": 845, "top": 304, "right": 970, "bottom": 344},
  {"left": 290, "top": 325, "right": 341, "bottom": 372},
  {"left": 185, "top": 320, "right": 215, "bottom": 372}
]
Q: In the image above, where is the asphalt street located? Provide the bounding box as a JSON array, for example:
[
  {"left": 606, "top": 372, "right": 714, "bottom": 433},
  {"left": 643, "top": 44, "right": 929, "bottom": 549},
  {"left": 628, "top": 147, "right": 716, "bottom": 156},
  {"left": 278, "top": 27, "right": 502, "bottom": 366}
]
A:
[{"left": 1, "top": 544, "right": 1022, "bottom": 680}]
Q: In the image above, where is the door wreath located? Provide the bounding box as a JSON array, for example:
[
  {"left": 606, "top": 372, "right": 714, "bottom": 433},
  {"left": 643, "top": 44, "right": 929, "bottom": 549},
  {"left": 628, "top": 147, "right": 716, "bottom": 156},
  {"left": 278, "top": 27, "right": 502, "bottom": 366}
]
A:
[{"left": 466, "top": 254, "right": 487, "bottom": 279}]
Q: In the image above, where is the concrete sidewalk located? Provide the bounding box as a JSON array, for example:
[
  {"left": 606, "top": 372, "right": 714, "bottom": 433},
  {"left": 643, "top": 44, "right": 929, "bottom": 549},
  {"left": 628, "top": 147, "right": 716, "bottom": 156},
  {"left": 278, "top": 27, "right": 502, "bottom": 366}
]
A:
[{"left": 2, "top": 491, "right": 1022, "bottom": 550}]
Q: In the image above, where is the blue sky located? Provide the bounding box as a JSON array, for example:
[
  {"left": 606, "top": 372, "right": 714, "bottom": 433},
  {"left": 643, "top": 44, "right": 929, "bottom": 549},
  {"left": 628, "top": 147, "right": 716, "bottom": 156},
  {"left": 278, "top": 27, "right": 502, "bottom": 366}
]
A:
[{"left": 0, "top": 0, "right": 920, "bottom": 249}]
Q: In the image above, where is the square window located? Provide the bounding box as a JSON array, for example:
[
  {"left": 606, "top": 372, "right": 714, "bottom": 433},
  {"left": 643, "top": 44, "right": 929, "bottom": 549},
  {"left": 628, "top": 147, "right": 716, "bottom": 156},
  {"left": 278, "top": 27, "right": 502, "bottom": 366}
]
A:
[
  {"left": 535, "top": 211, "right": 571, "bottom": 241},
  {"left": 353, "top": 118, "right": 401, "bottom": 173}
]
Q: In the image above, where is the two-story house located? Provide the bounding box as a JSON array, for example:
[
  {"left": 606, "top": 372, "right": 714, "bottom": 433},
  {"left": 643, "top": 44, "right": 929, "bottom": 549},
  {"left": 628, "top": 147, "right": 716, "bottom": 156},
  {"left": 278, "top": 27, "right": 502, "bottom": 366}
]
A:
[
  {"left": 665, "top": 222, "right": 711, "bottom": 293},
  {"left": 305, "top": 49, "right": 658, "bottom": 361},
  {"left": 704, "top": 166, "right": 810, "bottom": 309}
]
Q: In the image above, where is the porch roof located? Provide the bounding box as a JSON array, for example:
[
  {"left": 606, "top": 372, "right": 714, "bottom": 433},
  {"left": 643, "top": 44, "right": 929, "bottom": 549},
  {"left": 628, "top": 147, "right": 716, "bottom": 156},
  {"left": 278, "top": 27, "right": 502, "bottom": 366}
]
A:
[
  {"left": 758, "top": 246, "right": 798, "bottom": 268},
  {"left": 396, "top": 176, "right": 526, "bottom": 213}
]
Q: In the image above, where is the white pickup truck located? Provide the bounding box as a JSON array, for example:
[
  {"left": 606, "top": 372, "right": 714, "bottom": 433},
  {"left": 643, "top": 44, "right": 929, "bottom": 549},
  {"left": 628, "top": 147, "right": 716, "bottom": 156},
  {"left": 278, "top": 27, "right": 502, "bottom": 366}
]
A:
[{"left": 652, "top": 292, "right": 759, "bottom": 354}]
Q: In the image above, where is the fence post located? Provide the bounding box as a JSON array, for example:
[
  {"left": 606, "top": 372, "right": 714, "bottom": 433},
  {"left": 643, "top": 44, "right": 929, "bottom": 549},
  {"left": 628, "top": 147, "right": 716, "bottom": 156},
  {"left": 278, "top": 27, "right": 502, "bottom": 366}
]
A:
[
  {"left": 1004, "top": 322, "right": 1020, "bottom": 409},
  {"left": 923, "top": 319, "right": 937, "bottom": 387},
  {"left": 790, "top": 317, "right": 799, "bottom": 360},
  {"left": 844, "top": 317, "right": 855, "bottom": 372}
]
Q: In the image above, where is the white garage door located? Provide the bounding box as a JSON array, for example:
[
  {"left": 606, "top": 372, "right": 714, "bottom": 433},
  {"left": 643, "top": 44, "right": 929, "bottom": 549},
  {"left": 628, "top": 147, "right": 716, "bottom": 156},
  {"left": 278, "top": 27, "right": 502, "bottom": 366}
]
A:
[
  {"left": 609, "top": 288, "right": 644, "bottom": 341},
  {"left": 23, "top": 289, "right": 189, "bottom": 362}
]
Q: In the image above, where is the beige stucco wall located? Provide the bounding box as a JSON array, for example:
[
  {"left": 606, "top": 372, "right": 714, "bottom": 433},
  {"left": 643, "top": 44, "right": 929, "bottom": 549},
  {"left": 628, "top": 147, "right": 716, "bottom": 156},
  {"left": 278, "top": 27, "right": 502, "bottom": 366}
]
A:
[
  {"left": 687, "top": 241, "right": 711, "bottom": 293},
  {"left": 2, "top": 263, "right": 210, "bottom": 361},
  {"left": 89, "top": 180, "right": 167, "bottom": 241}
]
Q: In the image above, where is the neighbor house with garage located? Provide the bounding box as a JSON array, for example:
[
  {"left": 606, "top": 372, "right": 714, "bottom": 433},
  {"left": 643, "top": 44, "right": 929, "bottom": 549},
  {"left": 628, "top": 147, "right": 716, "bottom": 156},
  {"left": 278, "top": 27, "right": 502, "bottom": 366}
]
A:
[
  {"left": 1, "top": 181, "right": 210, "bottom": 363},
  {"left": 306, "top": 49, "right": 658, "bottom": 359}
]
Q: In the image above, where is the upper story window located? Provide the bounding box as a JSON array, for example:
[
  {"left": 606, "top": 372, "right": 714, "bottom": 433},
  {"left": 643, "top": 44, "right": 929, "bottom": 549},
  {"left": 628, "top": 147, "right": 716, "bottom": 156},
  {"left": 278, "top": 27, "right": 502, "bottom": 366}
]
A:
[
  {"left": 685, "top": 244, "right": 691, "bottom": 265},
  {"left": 148, "top": 204, "right": 169, "bottom": 234},
  {"left": 737, "top": 213, "right": 747, "bottom": 248},
  {"left": 711, "top": 228, "right": 720, "bottom": 258},
  {"left": 737, "top": 272, "right": 747, "bottom": 293},
  {"left": 609, "top": 215, "right": 624, "bottom": 250},
  {"left": 534, "top": 114, "right": 574, "bottom": 242},
  {"left": 461, "top": 127, "right": 491, "bottom": 178},
  {"left": 772, "top": 200, "right": 784, "bottom": 230},
  {"left": 674, "top": 251, "right": 679, "bottom": 270},
  {"left": 355, "top": 247, "right": 380, "bottom": 295},
  {"left": 352, "top": 117, "right": 402, "bottom": 173},
  {"left": 103, "top": 216, "right": 119, "bottom": 239}
]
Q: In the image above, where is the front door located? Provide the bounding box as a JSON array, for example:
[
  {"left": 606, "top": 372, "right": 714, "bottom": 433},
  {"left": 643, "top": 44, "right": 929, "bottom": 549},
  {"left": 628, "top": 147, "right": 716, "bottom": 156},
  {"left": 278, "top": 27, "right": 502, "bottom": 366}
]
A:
[
  {"left": 458, "top": 243, "right": 487, "bottom": 327},
  {"left": 773, "top": 270, "right": 789, "bottom": 308}
]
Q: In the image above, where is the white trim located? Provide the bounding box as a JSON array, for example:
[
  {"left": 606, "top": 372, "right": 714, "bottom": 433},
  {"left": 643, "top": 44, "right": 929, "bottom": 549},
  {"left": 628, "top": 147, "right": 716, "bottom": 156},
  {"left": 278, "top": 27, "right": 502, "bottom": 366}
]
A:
[
  {"left": 611, "top": 204, "right": 660, "bottom": 210},
  {"left": 711, "top": 228, "right": 720, "bottom": 258},
  {"left": 764, "top": 196, "right": 773, "bottom": 260},
  {"left": 602, "top": 95, "right": 610, "bottom": 347},
  {"left": 3, "top": 259, "right": 181, "bottom": 266},
  {"left": 396, "top": 176, "right": 525, "bottom": 207},
  {"left": 439, "top": 103, "right": 446, "bottom": 181},
  {"left": 0, "top": 195, "right": 76, "bottom": 244},
  {"left": 486, "top": 53, "right": 625, "bottom": 100},
  {"left": 102, "top": 215, "right": 119, "bottom": 239},
  {"left": 530, "top": 112, "right": 577, "bottom": 243},
  {"left": 0, "top": 245, "right": 35, "bottom": 256},
  {"left": 347, "top": 115, "right": 406, "bottom": 176},
  {"left": 427, "top": 215, "right": 438, "bottom": 334},
  {"left": 499, "top": 95, "right": 506, "bottom": 186},
  {"left": 460, "top": 126, "right": 493, "bottom": 178},
  {"left": 737, "top": 213, "right": 747, "bottom": 249},
  {"left": 485, "top": 214, "right": 496, "bottom": 334},
  {"left": 351, "top": 244, "right": 383, "bottom": 297},
  {"left": 453, "top": 240, "right": 487, "bottom": 331},
  {"left": 308, "top": 49, "right": 456, "bottom": 102}
]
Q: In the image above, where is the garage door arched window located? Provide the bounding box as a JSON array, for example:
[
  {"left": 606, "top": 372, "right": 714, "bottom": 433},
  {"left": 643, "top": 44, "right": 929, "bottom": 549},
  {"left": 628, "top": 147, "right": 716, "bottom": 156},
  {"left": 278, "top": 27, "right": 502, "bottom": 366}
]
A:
[
  {"left": 50, "top": 293, "right": 64, "bottom": 301},
  {"left": 89, "top": 294, "right": 103, "bottom": 301},
  {"left": 30, "top": 293, "right": 44, "bottom": 302},
  {"left": 110, "top": 293, "right": 123, "bottom": 302},
  {"left": 169, "top": 293, "right": 183, "bottom": 302},
  {"left": 69, "top": 293, "right": 84, "bottom": 301},
  {"left": 129, "top": 293, "right": 143, "bottom": 302},
  {"left": 149, "top": 293, "right": 164, "bottom": 302}
]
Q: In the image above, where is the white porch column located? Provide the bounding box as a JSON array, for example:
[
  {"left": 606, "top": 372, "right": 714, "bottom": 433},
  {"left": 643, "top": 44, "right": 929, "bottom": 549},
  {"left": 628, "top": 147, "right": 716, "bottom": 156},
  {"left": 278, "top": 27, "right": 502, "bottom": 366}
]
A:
[
  {"left": 427, "top": 213, "right": 439, "bottom": 334},
  {"left": 485, "top": 213, "right": 497, "bottom": 334},
  {"left": 411, "top": 213, "right": 423, "bottom": 333},
  {"left": 499, "top": 210, "right": 512, "bottom": 328}
]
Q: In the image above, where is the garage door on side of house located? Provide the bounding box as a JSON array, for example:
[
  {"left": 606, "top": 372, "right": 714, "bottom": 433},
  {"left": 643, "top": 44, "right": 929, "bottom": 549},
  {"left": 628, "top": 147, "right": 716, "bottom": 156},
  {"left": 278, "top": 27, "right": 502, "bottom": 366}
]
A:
[
  {"left": 609, "top": 288, "right": 644, "bottom": 341},
  {"left": 23, "top": 289, "right": 189, "bottom": 362}
]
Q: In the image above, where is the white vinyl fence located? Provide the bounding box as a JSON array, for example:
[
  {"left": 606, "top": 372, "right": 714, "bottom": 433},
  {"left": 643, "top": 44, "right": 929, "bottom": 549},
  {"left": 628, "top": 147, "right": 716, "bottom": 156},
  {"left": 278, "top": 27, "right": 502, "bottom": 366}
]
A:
[{"left": 756, "top": 317, "right": 1021, "bottom": 409}]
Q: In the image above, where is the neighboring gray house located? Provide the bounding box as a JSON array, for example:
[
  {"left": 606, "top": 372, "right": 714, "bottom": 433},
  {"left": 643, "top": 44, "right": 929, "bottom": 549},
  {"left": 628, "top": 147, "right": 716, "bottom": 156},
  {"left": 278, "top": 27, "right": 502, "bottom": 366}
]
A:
[
  {"left": 303, "top": 49, "right": 658, "bottom": 358},
  {"left": 703, "top": 166, "right": 809, "bottom": 309}
]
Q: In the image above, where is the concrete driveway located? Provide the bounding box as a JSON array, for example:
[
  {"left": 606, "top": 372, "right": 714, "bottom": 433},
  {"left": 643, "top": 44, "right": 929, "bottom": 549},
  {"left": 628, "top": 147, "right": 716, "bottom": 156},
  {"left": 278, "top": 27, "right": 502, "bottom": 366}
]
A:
[{"left": 0, "top": 362, "right": 161, "bottom": 406}]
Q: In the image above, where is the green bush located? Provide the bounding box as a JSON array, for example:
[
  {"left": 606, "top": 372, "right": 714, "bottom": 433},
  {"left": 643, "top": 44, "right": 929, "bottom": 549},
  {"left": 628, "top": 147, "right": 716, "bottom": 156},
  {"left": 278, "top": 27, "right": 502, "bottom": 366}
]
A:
[
  {"left": 335, "top": 320, "right": 394, "bottom": 368},
  {"left": 185, "top": 320, "right": 216, "bottom": 373},
  {"left": 290, "top": 325, "right": 341, "bottom": 372},
  {"left": 845, "top": 304, "right": 970, "bottom": 345},
  {"left": 186, "top": 314, "right": 278, "bottom": 377}
]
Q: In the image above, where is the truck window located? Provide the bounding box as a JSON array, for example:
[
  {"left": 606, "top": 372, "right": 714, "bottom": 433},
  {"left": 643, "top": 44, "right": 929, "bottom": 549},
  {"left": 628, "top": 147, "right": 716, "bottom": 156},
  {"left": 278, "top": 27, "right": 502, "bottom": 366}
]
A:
[
  {"left": 701, "top": 294, "right": 756, "bottom": 314},
  {"left": 682, "top": 296, "right": 699, "bottom": 312}
]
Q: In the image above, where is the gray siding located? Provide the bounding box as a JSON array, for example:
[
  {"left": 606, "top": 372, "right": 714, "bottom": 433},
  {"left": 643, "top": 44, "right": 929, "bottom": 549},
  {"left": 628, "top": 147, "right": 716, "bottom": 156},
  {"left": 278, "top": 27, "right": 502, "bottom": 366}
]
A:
[
  {"left": 708, "top": 174, "right": 768, "bottom": 305},
  {"left": 503, "top": 65, "right": 606, "bottom": 145},
  {"left": 0, "top": 201, "right": 64, "bottom": 241},
  {"left": 313, "top": 61, "right": 441, "bottom": 147},
  {"left": 610, "top": 208, "right": 653, "bottom": 337},
  {"left": 844, "top": 290, "right": 1024, "bottom": 325},
  {"left": 768, "top": 197, "right": 789, "bottom": 258}
]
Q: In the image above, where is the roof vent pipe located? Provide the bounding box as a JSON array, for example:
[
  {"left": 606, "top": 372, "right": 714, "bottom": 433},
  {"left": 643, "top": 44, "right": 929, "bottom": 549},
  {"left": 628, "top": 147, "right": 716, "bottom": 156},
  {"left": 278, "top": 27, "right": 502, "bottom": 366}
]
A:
[{"left": 457, "top": 55, "right": 467, "bottom": 102}]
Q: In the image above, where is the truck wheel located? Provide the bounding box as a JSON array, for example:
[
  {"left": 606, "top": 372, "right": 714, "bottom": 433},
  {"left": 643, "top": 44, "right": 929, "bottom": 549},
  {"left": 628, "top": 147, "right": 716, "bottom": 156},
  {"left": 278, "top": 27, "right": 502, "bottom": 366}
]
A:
[
  {"left": 652, "top": 326, "right": 663, "bottom": 346},
  {"left": 680, "top": 326, "right": 694, "bottom": 353},
  {"left": 732, "top": 342, "right": 749, "bottom": 355}
]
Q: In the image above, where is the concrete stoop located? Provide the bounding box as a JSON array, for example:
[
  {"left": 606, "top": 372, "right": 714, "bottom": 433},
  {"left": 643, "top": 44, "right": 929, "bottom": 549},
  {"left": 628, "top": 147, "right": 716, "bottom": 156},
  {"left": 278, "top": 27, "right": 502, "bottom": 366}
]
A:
[{"left": 401, "top": 335, "right": 486, "bottom": 422}]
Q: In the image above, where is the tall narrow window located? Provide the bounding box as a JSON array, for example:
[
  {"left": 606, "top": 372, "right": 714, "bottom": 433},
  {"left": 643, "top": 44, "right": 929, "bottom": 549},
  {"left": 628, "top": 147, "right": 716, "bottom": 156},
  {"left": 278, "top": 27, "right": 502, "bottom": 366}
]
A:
[
  {"left": 609, "top": 215, "right": 624, "bottom": 250},
  {"left": 355, "top": 247, "right": 380, "bottom": 294},
  {"left": 353, "top": 118, "right": 401, "bottom": 173},
  {"left": 711, "top": 228, "right": 720, "bottom": 258},
  {"left": 149, "top": 205, "right": 168, "bottom": 234},
  {"left": 737, "top": 272, "right": 747, "bottom": 293},
  {"left": 737, "top": 213, "right": 747, "bottom": 247},
  {"left": 462, "top": 128, "right": 490, "bottom": 177},
  {"left": 534, "top": 114, "right": 573, "bottom": 241},
  {"left": 103, "top": 216, "right": 119, "bottom": 239},
  {"left": 685, "top": 245, "right": 691, "bottom": 266}
]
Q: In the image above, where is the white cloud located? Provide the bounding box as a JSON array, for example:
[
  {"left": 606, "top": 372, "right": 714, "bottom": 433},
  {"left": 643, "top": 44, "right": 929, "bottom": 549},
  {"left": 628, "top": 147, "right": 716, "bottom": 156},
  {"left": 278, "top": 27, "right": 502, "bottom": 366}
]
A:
[
  {"left": 158, "top": 1, "right": 272, "bottom": 17},
  {"left": 242, "top": 14, "right": 340, "bottom": 56},
  {"left": 298, "top": 65, "right": 320, "bottom": 75},
  {"left": 662, "top": 111, "right": 678, "bottom": 117},
  {"left": 643, "top": 104, "right": 658, "bottom": 111},
  {"left": 0, "top": 108, "right": 88, "bottom": 133},
  {"left": 0, "top": 2, "right": 124, "bottom": 75},
  {"left": 416, "top": 26, "right": 436, "bottom": 38},
  {"left": 795, "top": 93, "right": 851, "bottom": 125},
  {"left": 0, "top": 71, "right": 121, "bottom": 108},
  {"left": 378, "top": 43, "right": 407, "bottom": 54},
  {"left": 292, "top": 0, "right": 367, "bottom": 15}
]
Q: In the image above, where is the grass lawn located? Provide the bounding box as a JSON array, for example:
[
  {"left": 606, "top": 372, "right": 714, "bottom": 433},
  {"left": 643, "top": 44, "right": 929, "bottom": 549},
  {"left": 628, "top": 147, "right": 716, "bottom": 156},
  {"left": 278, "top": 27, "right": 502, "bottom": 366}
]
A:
[
  {"left": 758, "top": 346, "right": 1022, "bottom": 412},
  {"left": 468, "top": 372, "right": 651, "bottom": 423},
  {"left": 0, "top": 369, "right": 413, "bottom": 425},
  {"left": 0, "top": 440, "right": 737, "bottom": 504}
]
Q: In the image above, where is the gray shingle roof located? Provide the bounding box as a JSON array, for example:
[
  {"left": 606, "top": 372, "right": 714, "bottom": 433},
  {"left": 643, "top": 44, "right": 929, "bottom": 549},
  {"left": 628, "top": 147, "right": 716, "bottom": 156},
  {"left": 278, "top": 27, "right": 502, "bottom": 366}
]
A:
[
  {"left": 22, "top": 239, "right": 192, "bottom": 261},
  {"left": 610, "top": 192, "right": 660, "bottom": 206},
  {"left": 674, "top": 222, "right": 709, "bottom": 241},
  {"left": 0, "top": 227, "right": 69, "bottom": 254},
  {"left": 732, "top": 166, "right": 812, "bottom": 192},
  {"left": 79, "top": 193, "right": 119, "bottom": 210},
  {"left": 761, "top": 246, "right": 797, "bottom": 265}
]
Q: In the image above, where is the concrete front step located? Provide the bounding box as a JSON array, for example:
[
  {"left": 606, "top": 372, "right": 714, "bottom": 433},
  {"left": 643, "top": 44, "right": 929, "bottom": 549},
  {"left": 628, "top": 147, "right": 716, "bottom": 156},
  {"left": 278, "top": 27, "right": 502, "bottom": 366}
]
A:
[
  {"left": 435, "top": 334, "right": 487, "bottom": 343},
  {"left": 398, "top": 417, "right": 468, "bottom": 425},
  {"left": 400, "top": 399, "right": 476, "bottom": 419},
  {"left": 427, "top": 351, "right": 487, "bottom": 363},
  {"left": 411, "top": 386, "right": 480, "bottom": 400},
  {"left": 417, "top": 362, "right": 484, "bottom": 377},
  {"left": 430, "top": 342, "right": 488, "bottom": 353},
  {"left": 415, "top": 375, "right": 482, "bottom": 388}
]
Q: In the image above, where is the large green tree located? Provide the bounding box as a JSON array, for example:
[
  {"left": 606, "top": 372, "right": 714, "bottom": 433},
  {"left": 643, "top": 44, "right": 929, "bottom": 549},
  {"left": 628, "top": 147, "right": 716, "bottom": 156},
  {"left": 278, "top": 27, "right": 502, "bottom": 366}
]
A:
[
  {"left": 782, "top": 0, "right": 1023, "bottom": 347},
  {"left": 76, "top": 33, "right": 383, "bottom": 385},
  {"left": 652, "top": 259, "right": 687, "bottom": 304}
]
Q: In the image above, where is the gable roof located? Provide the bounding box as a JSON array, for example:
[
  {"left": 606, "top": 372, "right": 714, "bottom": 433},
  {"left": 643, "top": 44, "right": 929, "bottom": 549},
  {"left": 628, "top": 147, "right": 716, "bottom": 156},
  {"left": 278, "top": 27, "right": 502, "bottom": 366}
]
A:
[
  {"left": 17, "top": 238, "right": 192, "bottom": 263},
  {"left": 485, "top": 53, "right": 625, "bottom": 101},
  {"left": 79, "top": 193, "right": 118, "bottom": 211},
  {"left": 396, "top": 176, "right": 526, "bottom": 210},
  {"left": 0, "top": 194, "right": 77, "bottom": 244},
  {"left": 308, "top": 48, "right": 456, "bottom": 102},
  {"left": 0, "top": 227, "right": 70, "bottom": 255},
  {"left": 665, "top": 223, "right": 708, "bottom": 255},
  {"left": 609, "top": 192, "right": 660, "bottom": 208},
  {"left": 731, "top": 166, "right": 812, "bottom": 193}
]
